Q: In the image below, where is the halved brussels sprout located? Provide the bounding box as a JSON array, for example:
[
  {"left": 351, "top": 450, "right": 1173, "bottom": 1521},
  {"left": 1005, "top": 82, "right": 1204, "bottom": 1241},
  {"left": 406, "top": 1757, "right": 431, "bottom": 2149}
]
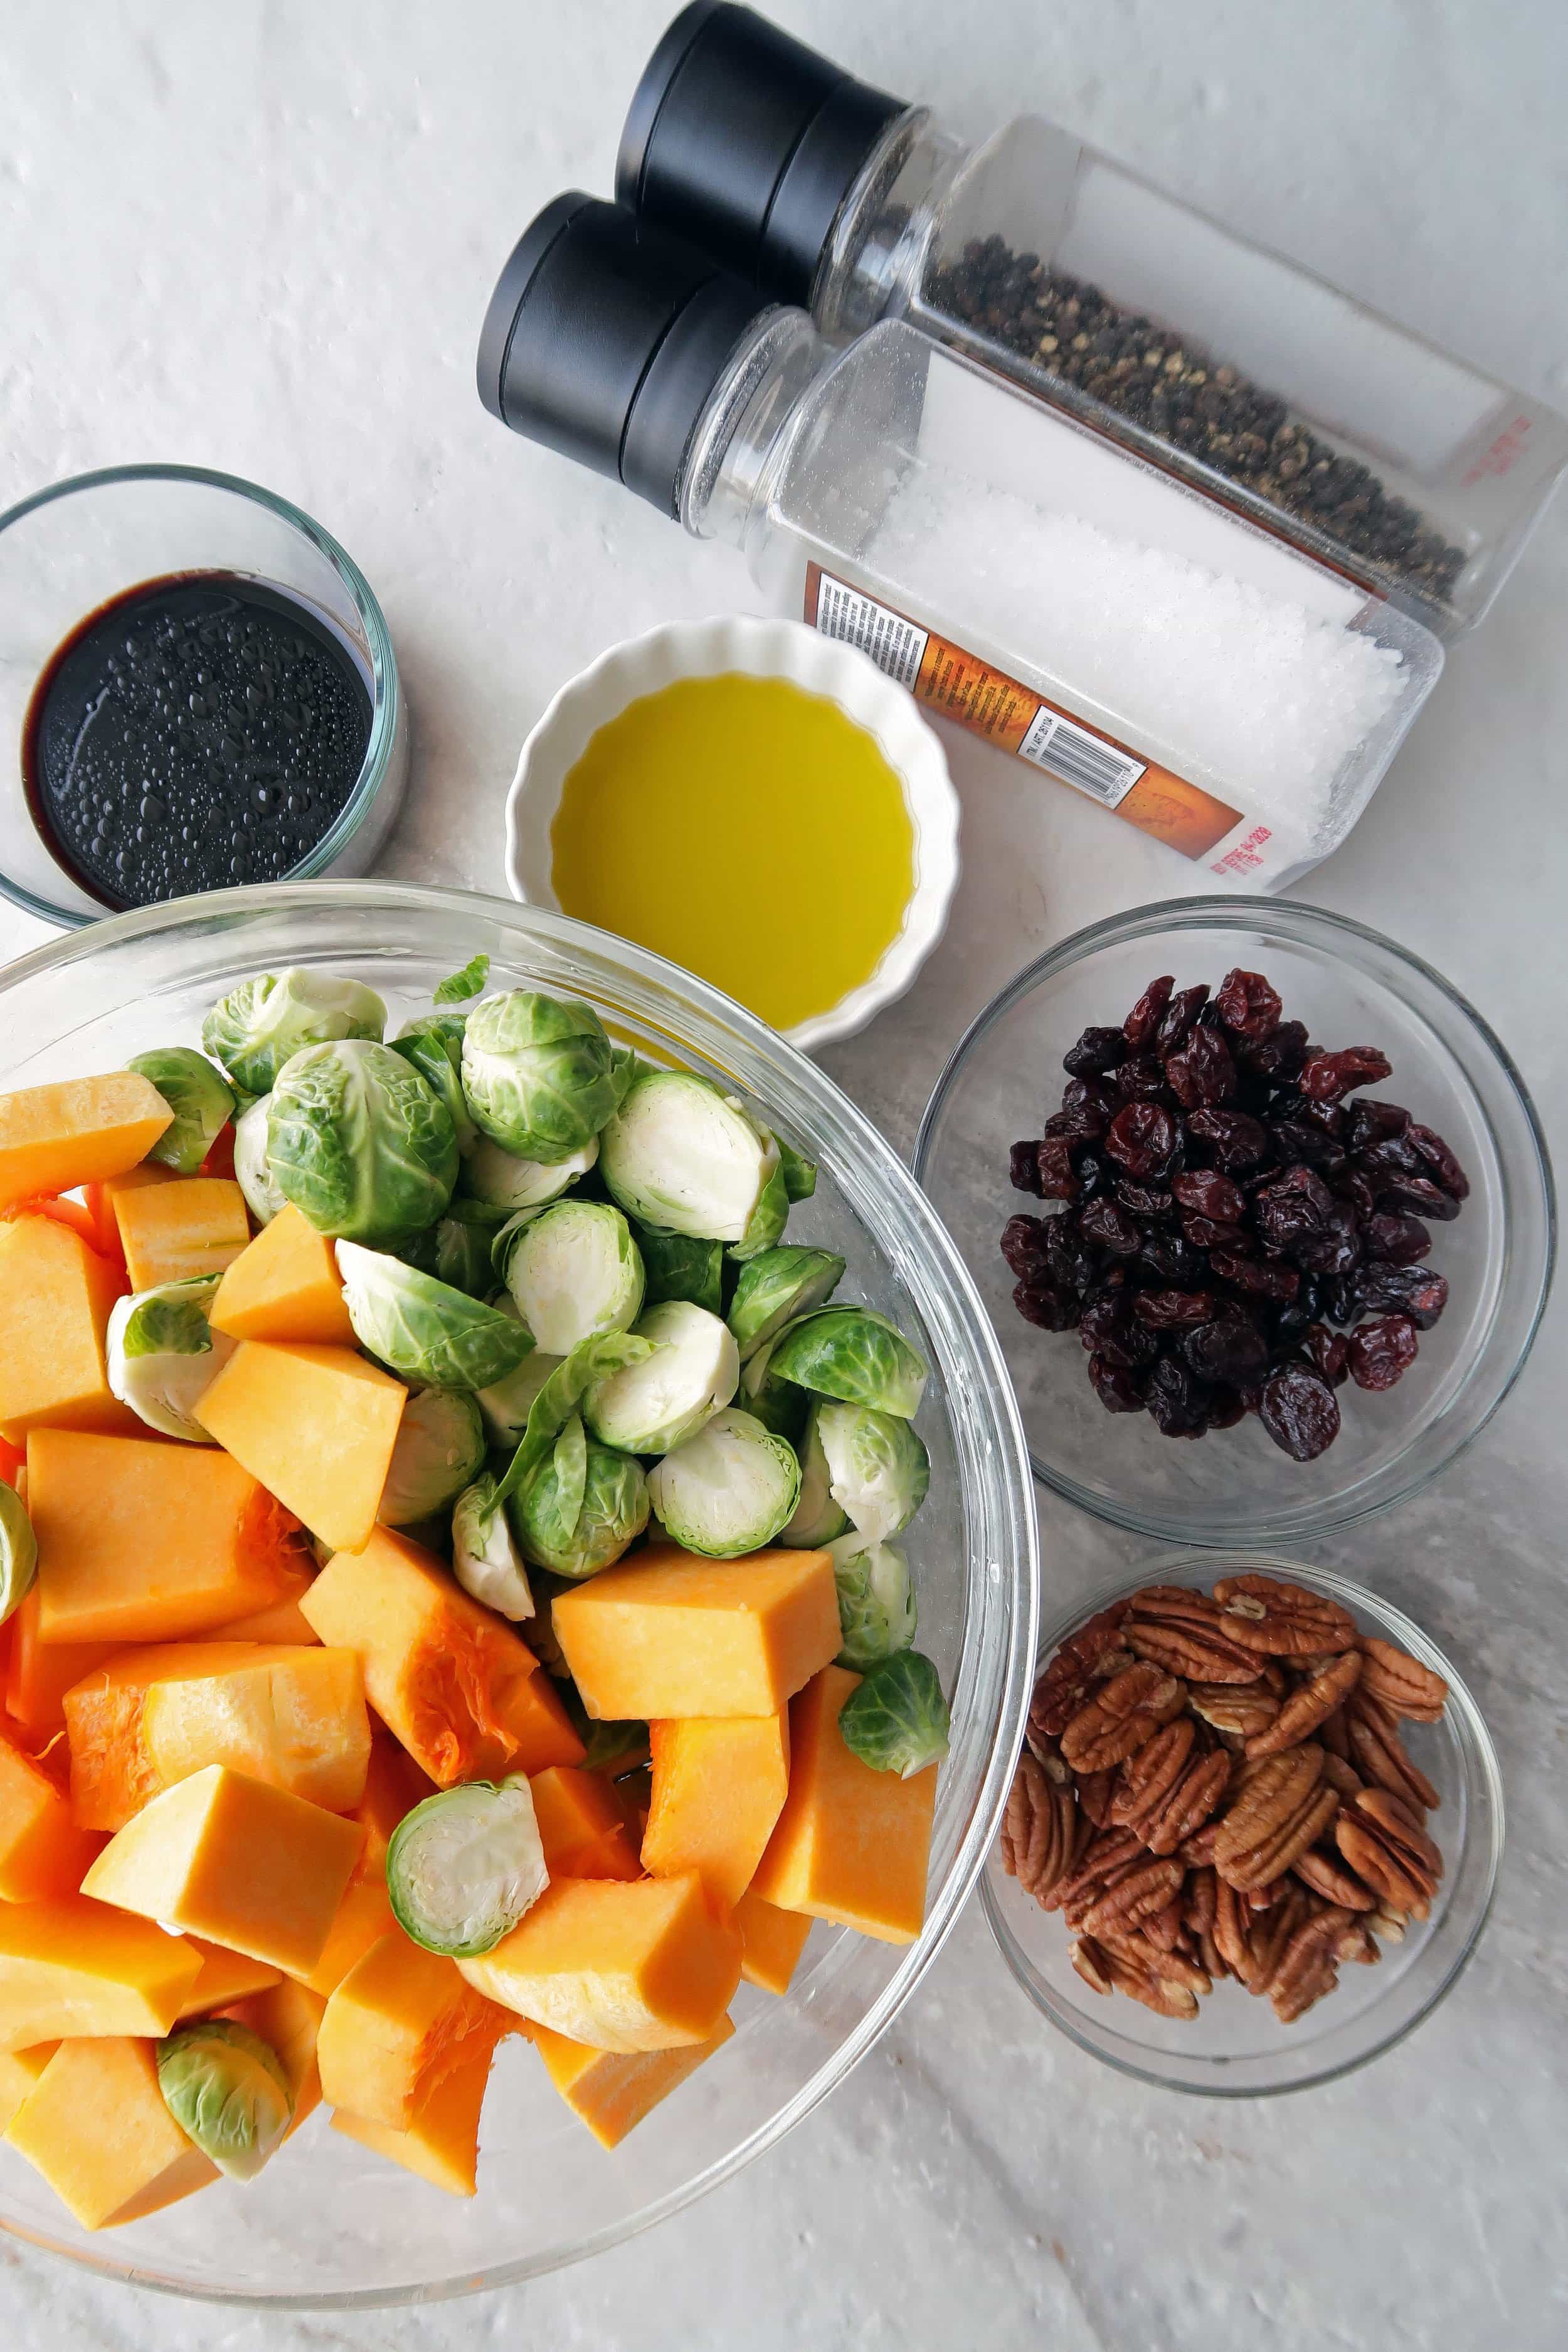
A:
[
  {"left": 378, "top": 1389, "right": 486, "bottom": 1525},
  {"left": 0, "top": 1481, "right": 38, "bottom": 1629},
  {"left": 506, "top": 1416, "right": 649, "bottom": 1580},
  {"left": 202, "top": 968, "right": 386, "bottom": 1097},
  {"left": 726, "top": 1245, "right": 845, "bottom": 1362},
  {"left": 780, "top": 1403, "right": 849, "bottom": 1547},
  {"left": 837, "top": 1650, "right": 950, "bottom": 1777},
  {"left": 581, "top": 1718, "right": 650, "bottom": 1774},
  {"left": 768, "top": 1306, "right": 928, "bottom": 1419},
  {"left": 645, "top": 1407, "right": 800, "bottom": 1559},
  {"left": 233, "top": 1094, "right": 286, "bottom": 1226},
  {"left": 268, "top": 1040, "right": 458, "bottom": 1246},
  {"left": 460, "top": 990, "right": 626, "bottom": 1162},
  {"left": 434, "top": 953, "right": 489, "bottom": 1005},
  {"left": 475, "top": 1345, "right": 564, "bottom": 1449},
  {"left": 828, "top": 1532, "right": 916, "bottom": 1670},
  {"left": 599, "top": 1073, "right": 783, "bottom": 1250},
  {"left": 391, "top": 1010, "right": 475, "bottom": 1153},
  {"left": 128, "top": 1047, "right": 236, "bottom": 1174},
  {"left": 815, "top": 1401, "right": 930, "bottom": 1543},
  {"left": 463, "top": 1131, "right": 598, "bottom": 1212},
  {"left": 385, "top": 1777, "right": 548, "bottom": 1957},
  {"left": 451, "top": 1472, "right": 534, "bottom": 1621},
  {"left": 156, "top": 2019, "right": 294, "bottom": 2182},
  {"left": 584, "top": 1300, "right": 739, "bottom": 1456},
  {"left": 632, "top": 1222, "right": 724, "bottom": 1315},
  {"left": 777, "top": 1139, "right": 817, "bottom": 1202},
  {"left": 735, "top": 1337, "right": 808, "bottom": 1444},
  {"left": 107, "top": 1276, "right": 237, "bottom": 1442},
  {"left": 336, "top": 1241, "right": 534, "bottom": 1389},
  {"left": 397, "top": 1197, "right": 509, "bottom": 1298},
  {"left": 497, "top": 1199, "right": 644, "bottom": 1356}
]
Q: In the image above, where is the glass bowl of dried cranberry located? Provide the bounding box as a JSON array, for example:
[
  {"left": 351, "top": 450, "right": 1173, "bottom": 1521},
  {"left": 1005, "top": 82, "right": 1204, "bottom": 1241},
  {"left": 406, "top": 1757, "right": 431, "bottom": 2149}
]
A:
[
  {"left": 913, "top": 898, "right": 1554, "bottom": 1548},
  {"left": 982, "top": 1557, "right": 1502, "bottom": 2095}
]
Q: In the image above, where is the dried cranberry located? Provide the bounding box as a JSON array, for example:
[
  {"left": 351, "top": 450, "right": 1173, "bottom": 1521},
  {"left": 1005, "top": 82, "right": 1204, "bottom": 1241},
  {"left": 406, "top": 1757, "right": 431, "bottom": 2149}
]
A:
[
  {"left": 1348, "top": 1314, "right": 1419, "bottom": 1391},
  {"left": 1187, "top": 1107, "right": 1269, "bottom": 1169},
  {"left": 1377, "top": 1173, "right": 1462, "bottom": 1224},
  {"left": 1012, "top": 1278, "right": 1081, "bottom": 1332},
  {"left": 1133, "top": 1288, "right": 1216, "bottom": 1329},
  {"left": 1000, "top": 1214, "right": 1050, "bottom": 1276},
  {"left": 1062, "top": 1025, "right": 1126, "bottom": 1078},
  {"left": 1213, "top": 967, "right": 1283, "bottom": 1042},
  {"left": 1145, "top": 1357, "right": 1210, "bottom": 1438},
  {"left": 1253, "top": 1165, "right": 1334, "bottom": 1253},
  {"left": 1319, "top": 1273, "right": 1362, "bottom": 1327},
  {"left": 1172, "top": 1168, "right": 1246, "bottom": 1225},
  {"left": 1080, "top": 1293, "right": 1159, "bottom": 1370},
  {"left": 1035, "top": 1136, "right": 1079, "bottom": 1201},
  {"left": 1289, "top": 1202, "right": 1364, "bottom": 1277},
  {"left": 1268, "top": 1116, "right": 1347, "bottom": 1175},
  {"left": 1300, "top": 1047, "right": 1394, "bottom": 1103},
  {"left": 1301, "top": 1323, "right": 1350, "bottom": 1386},
  {"left": 1182, "top": 1214, "right": 1247, "bottom": 1251},
  {"left": 1331, "top": 1168, "right": 1379, "bottom": 1222},
  {"left": 1357, "top": 1264, "right": 1449, "bottom": 1330},
  {"left": 1139, "top": 1231, "right": 1206, "bottom": 1286},
  {"left": 1345, "top": 1098, "right": 1411, "bottom": 1155},
  {"left": 1087, "top": 1354, "right": 1149, "bottom": 1413},
  {"left": 1181, "top": 1313, "right": 1269, "bottom": 1387},
  {"left": 1066, "top": 1076, "right": 1118, "bottom": 1119},
  {"left": 1155, "top": 984, "right": 1210, "bottom": 1056},
  {"left": 1074, "top": 1148, "right": 1110, "bottom": 1202},
  {"left": 1079, "top": 1198, "right": 1143, "bottom": 1257},
  {"left": 1044, "top": 1216, "right": 1098, "bottom": 1295},
  {"left": 1212, "top": 1250, "right": 1300, "bottom": 1304},
  {"left": 1205, "top": 1385, "right": 1248, "bottom": 1431},
  {"left": 1406, "top": 1122, "right": 1470, "bottom": 1201},
  {"left": 1044, "top": 1108, "right": 1097, "bottom": 1143},
  {"left": 1165, "top": 1025, "right": 1236, "bottom": 1108},
  {"left": 1113, "top": 1055, "right": 1169, "bottom": 1102},
  {"left": 1236, "top": 1020, "right": 1309, "bottom": 1083},
  {"left": 1363, "top": 1212, "right": 1431, "bottom": 1265},
  {"left": 1116, "top": 1180, "right": 1174, "bottom": 1218},
  {"left": 1123, "top": 975, "right": 1175, "bottom": 1048},
  {"left": 1357, "top": 1133, "right": 1424, "bottom": 1181},
  {"left": 1106, "top": 1101, "right": 1177, "bottom": 1177},
  {"left": 1009, "top": 1139, "right": 1044, "bottom": 1196},
  {"left": 1258, "top": 1364, "right": 1341, "bottom": 1460}
]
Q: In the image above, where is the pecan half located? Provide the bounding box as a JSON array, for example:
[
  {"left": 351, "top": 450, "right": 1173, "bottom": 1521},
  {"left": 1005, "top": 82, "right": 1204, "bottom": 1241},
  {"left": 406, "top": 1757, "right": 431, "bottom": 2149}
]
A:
[
  {"left": 1320, "top": 1750, "right": 1366, "bottom": 1801},
  {"left": 1246, "top": 1649, "right": 1363, "bottom": 1759},
  {"left": 1098, "top": 1928, "right": 1212, "bottom": 1998},
  {"left": 1076, "top": 1767, "right": 1115, "bottom": 1827},
  {"left": 1000, "top": 1752, "right": 1080, "bottom": 1908},
  {"left": 1179, "top": 1819, "right": 1222, "bottom": 1868},
  {"left": 1074, "top": 1935, "right": 1201, "bottom": 2018},
  {"left": 1268, "top": 1903, "right": 1355, "bottom": 2022},
  {"left": 1183, "top": 1864, "right": 1219, "bottom": 1939},
  {"left": 1142, "top": 1748, "right": 1232, "bottom": 1856},
  {"left": 1345, "top": 1690, "right": 1441, "bottom": 1813},
  {"left": 1212, "top": 1876, "right": 1262, "bottom": 1986},
  {"left": 1060, "top": 1661, "right": 1185, "bottom": 1772},
  {"left": 1291, "top": 1844, "right": 1377, "bottom": 1910},
  {"left": 1188, "top": 1682, "right": 1281, "bottom": 1740},
  {"left": 1110, "top": 1715, "right": 1196, "bottom": 1833},
  {"left": 1317, "top": 1703, "right": 1352, "bottom": 1760},
  {"left": 1140, "top": 1892, "right": 1187, "bottom": 1954},
  {"left": 1077, "top": 1855, "right": 1186, "bottom": 1939},
  {"left": 1212, "top": 1572, "right": 1358, "bottom": 1656},
  {"left": 1123, "top": 1587, "right": 1263, "bottom": 1682},
  {"left": 1028, "top": 1601, "right": 1132, "bottom": 1743},
  {"left": 1054, "top": 1824, "right": 1145, "bottom": 1919},
  {"left": 1213, "top": 1745, "right": 1339, "bottom": 1890},
  {"left": 1357, "top": 1636, "right": 1448, "bottom": 1724},
  {"left": 1335, "top": 1789, "right": 1443, "bottom": 1921}
]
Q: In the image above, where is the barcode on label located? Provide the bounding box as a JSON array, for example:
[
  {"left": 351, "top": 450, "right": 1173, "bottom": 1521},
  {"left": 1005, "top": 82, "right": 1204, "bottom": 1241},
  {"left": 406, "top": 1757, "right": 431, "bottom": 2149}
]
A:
[
  {"left": 813, "top": 573, "right": 930, "bottom": 690},
  {"left": 1018, "top": 706, "right": 1145, "bottom": 807}
]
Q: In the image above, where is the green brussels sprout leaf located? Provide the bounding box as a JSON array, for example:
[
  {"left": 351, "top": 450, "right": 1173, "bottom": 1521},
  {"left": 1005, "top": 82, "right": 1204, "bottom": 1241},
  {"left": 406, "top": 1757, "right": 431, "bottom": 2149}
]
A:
[
  {"left": 107, "top": 1276, "right": 236, "bottom": 1443},
  {"left": 726, "top": 1245, "right": 845, "bottom": 1361},
  {"left": 768, "top": 1306, "right": 928, "bottom": 1419},
  {"left": 391, "top": 1012, "right": 475, "bottom": 1154},
  {"left": 335, "top": 1241, "right": 534, "bottom": 1389},
  {"left": 736, "top": 1335, "right": 808, "bottom": 1444},
  {"left": 233, "top": 1094, "right": 286, "bottom": 1226},
  {"left": 632, "top": 1221, "right": 724, "bottom": 1315},
  {"left": 781, "top": 1402, "right": 849, "bottom": 1547},
  {"left": 489, "top": 1330, "right": 655, "bottom": 1510},
  {"left": 433, "top": 953, "right": 490, "bottom": 1005},
  {"left": 156, "top": 2020, "right": 294, "bottom": 2182},
  {"left": 463, "top": 1131, "right": 599, "bottom": 1212},
  {"left": 815, "top": 1401, "right": 930, "bottom": 1542},
  {"left": 475, "top": 1345, "right": 563, "bottom": 1449},
  {"left": 268, "top": 1040, "right": 458, "bottom": 1246},
  {"left": 377, "top": 1388, "right": 485, "bottom": 1525},
  {"left": 460, "top": 990, "right": 623, "bottom": 1162},
  {"left": 129, "top": 1047, "right": 236, "bottom": 1173},
  {"left": 581, "top": 1718, "right": 650, "bottom": 1775},
  {"left": 451, "top": 1472, "right": 535, "bottom": 1621},
  {"left": 584, "top": 1299, "right": 739, "bottom": 1456},
  {"left": 397, "top": 1196, "right": 510, "bottom": 1298},
  {"left": 385, "top": 1777, "right": 548, "bottom": 1957},
  {"left": 506, "top": 1419, "right": 649, "bottom": 1581},
  {"left": 202, "top": 968, "right": 386, "bottom": 1097},
  {"left": 776, "top": 1138, "right": 817, "bottom": 1202},
  {"left": 0, "top": 1482, "right": 38, "bottom": 1629},
  {"left": 828, "top": 1532, "right": 917, "bottom": 1670},
  {"left": 838, "top": 1650, "right": 950, "bottom": 1778}
]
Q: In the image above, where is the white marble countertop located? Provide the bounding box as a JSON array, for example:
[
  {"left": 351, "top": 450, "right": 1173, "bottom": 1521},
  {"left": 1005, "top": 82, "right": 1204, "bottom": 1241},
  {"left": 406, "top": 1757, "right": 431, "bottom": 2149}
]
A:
[{"left": 3, "top": 1, "right": 1565, "bottom": 2343}]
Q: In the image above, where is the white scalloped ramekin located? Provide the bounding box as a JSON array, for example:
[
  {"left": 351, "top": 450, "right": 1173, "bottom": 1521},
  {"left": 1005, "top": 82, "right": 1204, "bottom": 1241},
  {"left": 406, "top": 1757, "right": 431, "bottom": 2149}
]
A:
[{"left": 504, "top": 615, "right": 960, "bottom": 1052}]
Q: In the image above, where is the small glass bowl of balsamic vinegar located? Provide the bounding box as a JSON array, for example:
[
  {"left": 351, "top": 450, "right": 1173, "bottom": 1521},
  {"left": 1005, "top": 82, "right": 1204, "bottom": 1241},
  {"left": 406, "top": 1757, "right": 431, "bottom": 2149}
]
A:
[{"left": 0, "top": 465, "right": 408, "bottom": 926}]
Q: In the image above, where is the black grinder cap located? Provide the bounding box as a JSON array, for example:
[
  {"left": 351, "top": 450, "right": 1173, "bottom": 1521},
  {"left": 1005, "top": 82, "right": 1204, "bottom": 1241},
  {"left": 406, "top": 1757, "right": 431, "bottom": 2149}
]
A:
[
  {"left": 477, "top": 193, "right": 765, "bottom": 517},
  {"left": 616, "top": 3, "right": 906, "bottom": 306}
]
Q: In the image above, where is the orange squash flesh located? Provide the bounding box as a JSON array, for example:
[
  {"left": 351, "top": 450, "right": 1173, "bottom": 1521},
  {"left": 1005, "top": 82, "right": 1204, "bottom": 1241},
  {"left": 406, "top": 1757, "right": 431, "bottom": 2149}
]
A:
[
  {"left": 289, "top": 1734, "right": 434, "bottom": 1997},
  {"left": 4, "top": 2035, "right": 218, "bottom": 2228},
  {"left": 295, "top": 1878, "right": 399, "bottom": 2000},
  {"left": 642, "top": 1709, "right": 790, "bottom": 1909},
  {"left": 750, "top": 1665, "right": 937, "bottom": 1946},
  {"left": 0, "top": 1215, "right": 136, "bottom": 1441},
  {"left": 206, "top": 1558, "right": 321, "bottom": 1645},
  {"left": 532, "top": 2013, "right": 734, "bottom": 2149},
  {"left": 0, "top": 1073, "right": 172, "bottom": 1210},
  {"left": 209, "top": 1203, "right": 355, "bottom": 1345},
  {"left": 733, "top": 1886, "right": 813, "bottom": 1998},
  {"left": 0, "top": 2040, "right": 56, "bottom": 2135},
  {"left": 195, "top": 1340, "right": 406, "bottom": 1554},
  {"left": 0, "top": 1895, "right": 202, "bottom": 2051},
  {"left": 551, "top": 1547, "right": 840, "bottom": 1722},
  {"left": 0, "top": 1725, "right": 103, "bottom": 1899},
  {"left": 317, "top": 1932, "right": 509, "bottom": 2130},
  {"left": 330, "top": 2033, "right": 496, "bottom": 2196},
  {"left": 3, "top": 1587, "right": 120, "bottom": 1743},
  {"left": 530, "top": 1765, "right": 642, "bottom": 1882},
  {"left": 176, "top": 1939, "right": 282, "bottom": 2019},
  {"left": 80, "top": 1163, "right": 176, "bottom": 1261},
  {"left": 112, "top": 1173, "right": 251, "bottom": 1291},
  {"left": 222, "top": 1978, "right": 327, "bottom": 2137}
]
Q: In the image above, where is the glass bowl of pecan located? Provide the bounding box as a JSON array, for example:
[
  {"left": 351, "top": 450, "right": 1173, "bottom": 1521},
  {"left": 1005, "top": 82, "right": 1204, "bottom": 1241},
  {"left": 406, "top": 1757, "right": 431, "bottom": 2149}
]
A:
[
  {"left": 914, "top": 897, "right": 1554, "bottom": 1548},
  {"left": 983, "top": 1559, "right": 1503, "bottom": 2095}
]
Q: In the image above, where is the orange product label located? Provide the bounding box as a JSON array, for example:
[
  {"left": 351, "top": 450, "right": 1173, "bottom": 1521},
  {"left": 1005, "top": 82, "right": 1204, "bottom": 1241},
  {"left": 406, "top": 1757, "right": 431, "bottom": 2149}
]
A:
[{"left": 804, "top": 563, "right": 1242, "bottom": 863}]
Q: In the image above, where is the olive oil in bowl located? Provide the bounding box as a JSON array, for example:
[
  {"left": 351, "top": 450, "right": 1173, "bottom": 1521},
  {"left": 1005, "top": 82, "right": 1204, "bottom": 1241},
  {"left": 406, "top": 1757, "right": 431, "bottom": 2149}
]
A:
[{"left": 549, "top": 674, "right": 916, "bottom": 1036}]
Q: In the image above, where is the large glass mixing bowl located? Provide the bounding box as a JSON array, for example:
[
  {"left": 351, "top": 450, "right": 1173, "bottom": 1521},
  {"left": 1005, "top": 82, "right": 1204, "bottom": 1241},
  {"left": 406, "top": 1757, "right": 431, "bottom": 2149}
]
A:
[{"left": 0, "top": 882, "right": 1038, "bottom": 2307}]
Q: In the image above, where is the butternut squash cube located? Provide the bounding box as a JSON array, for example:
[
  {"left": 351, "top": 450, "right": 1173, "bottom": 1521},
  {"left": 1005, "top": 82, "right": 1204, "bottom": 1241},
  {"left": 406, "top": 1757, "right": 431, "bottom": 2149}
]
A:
[
  {"left": 0, "top": 1725, "right": 103, "bottom": 1899},
  {"left": 750, "top": 1665, "right": 936, "bottom": 1946},
  {"left": 457, "top": 1871, "right": 741, "bottom": 2053},
  {"left": 3, "top": 1587, "right": 119, "bottom": 1742},
  {"left": 733, "top": 1886, "right": 813, "bottom": 1997},
  {"left": 209, "top": 1204, "right": 355, "bottom": 1346},
  {"left": 318, "top": 1932, "right": 508, "bottom": 2130},
  {"left": 289, "top": 1735, "right": 433, "bottom": 1996},
  {"left": 5, "top": 2035, "right": 219, "bottom": 2228},
  {"left": 531, "top": 1764, "right": 642, "bottom": 1882},
  {"left": 532, "top": 2011, "right": 734, "bottom": 2149},
  {"left": 176, "top": 1939, "right": 282, "bottom": 2019},
  {"left": 295, "top": 1878, "right": 398, "bottom": 2000},
  {"left": 642, "top": 1710, "right": 790, "bottom": 1909},
  {"left": 552, "top": 1548, "right": 840, "bottom": 1723},
  {"left": 64, "top": 1640, "right": 371, "bottom": 1830},
  {"left": 81, "top": 1162, "right": 177, "bottom": 1261},
  {"left": 208, "top": 1560, "right": 321, "bottom": 1645},
  {"left": 113, "top": 1174, "right": 250, "bottom": 1291},
  {"left": 0, "top": 2040, "right": 56, "bottom": 2135},
  {"left": 222, "top": 1978, "right": 327, "bottom": 2137},
  {"left": 330, "top": 2034, "right": 495, "bottom": 2196},
  {"left": 0, "top": 1895, "right": 201, "bottom": 2051},
  {"left": 81, "top": 1764, "right": 364, "bottom": 1978},
  {"left": 0, "top": 1072, "right": 172, "bottom": 1210},
  {"left": 300, "top": 1528, "right": 583, "bottom": 1785},
  {"left": 0, "top": 1215, "right": 136, "bottom": 1441},
  {"left": 195, "top": 1340, "right": 405, "bottom": 1553},
  {"left": 28, "top": 1430, "right": 300, "bottom": 1645}
]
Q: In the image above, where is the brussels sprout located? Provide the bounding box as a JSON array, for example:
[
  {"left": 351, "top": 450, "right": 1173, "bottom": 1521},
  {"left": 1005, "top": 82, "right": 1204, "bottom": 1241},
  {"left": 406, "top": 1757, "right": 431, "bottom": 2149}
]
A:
[
  {"left": 398, "top": 1197, "right": 510, "bottom": 1298},
  {"left": 0, "top": 1481, "right": 38, "bottom": 1629},
  {"left": 202, "top": 968, "right": 386, "bottom": 1096},
  {"left": 506, "top": 1416, "right": 649, "bottom": 1580},
  {"left": 768, "top": 1306, "right": 928, "bottom": 1419},
  {"left": 632, "top": 1221, "right": 724, "bottom": 1315},
  {"left": 460, "top": 990, "right": 624, "bottom": 1162},
  {"left": 385, "top": 1776, "right": 548, "bottom": 1957},
  {"left": 451, "top": 1472, "right": 535, "bottom": 1621},
  {"left": 777, "top": 1138, "right": 817, "bottom": 1202},
  {"left": 735, "top": 1337, "right": 808, "bottom": 1443},
  {"left": 335, "top": 1241, "right": 534, "bottom": 1389},
  {"left": 489, "top": 1331, "right": 652, "bottom": 1506},
  {"left": 645, "top": 1407, "right": 800, "bottom": 1559},
  {"left": 599, "top": 1073, "right": 783, "bottom": 1249},
  {"left": 497, "top": 1199, "right": 645, "bottom": 1356},
  {"left": 156, "top": 2020, "right": 294, "bottom": 2182},
  {"left": 781, "top": 1404, "right": 849, "bottom": 1547},
  {"left": 581, "top": 1718, "right": 650, "bottom": 1775},
  {"left": 391, "top": 1010, "right": 475, "bottom": 1153},
  {"left": 726, "top": 1245, "right": 845, "bottom": 1362},
  {"left": 378, "top": 1389, "right": 486, "bottom": 1525},
  {"left": 463, "top": 1131, "right": 599, "bottom": 1212},
  {"left": 128, "top": 1047, "right": 236, "bottom": 1173},
  {"left": 233, "top": 1094, "right": 286, "bottom": 1226},
  {"left": 828, "top": 1533, "right": 917, "bottom": 1670},
  {"left": 434, "top": 953, "right": 490, "bottom": 1005},
  {"left": 837, "top": 1650, "right": 950, "bottom": 1778},
  {"left": 107, "top": 1275, "right": 237, "bottom": 1443},
  {"left": 475, "top": 1347, "right": 564, "bottom": 1449},
  {"left": 268, "top": 1039, "right": 458, "bottom": 1246},
  {"left": 584, "top": 1300, "right": 739, "bottom": 1456},
  {"left": 815, "top": 1401, "right": 930, "bottom": 1543}
]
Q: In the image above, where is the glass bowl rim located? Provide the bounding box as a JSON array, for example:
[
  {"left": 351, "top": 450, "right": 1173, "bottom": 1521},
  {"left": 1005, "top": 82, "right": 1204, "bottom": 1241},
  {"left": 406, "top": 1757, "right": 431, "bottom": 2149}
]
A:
[
  {"left": 912, "top": 891, "right": 1556, "bottom": 1539},
  {"left": 0, "top": 462, "right": 403, "bottom": 931},
  {"left": 0, "top": 877, "right": 1041, "bottom": 2306},
  {"left": 981, "top": 1549, "right": 1505, "bottom": 2098}
]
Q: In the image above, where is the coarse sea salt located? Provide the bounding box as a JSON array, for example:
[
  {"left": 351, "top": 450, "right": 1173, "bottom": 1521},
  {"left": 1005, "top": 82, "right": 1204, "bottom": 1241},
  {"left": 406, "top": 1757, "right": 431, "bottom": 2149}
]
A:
[{"left": 863, "top": 460, "right": 1411, "bottom": 847}]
